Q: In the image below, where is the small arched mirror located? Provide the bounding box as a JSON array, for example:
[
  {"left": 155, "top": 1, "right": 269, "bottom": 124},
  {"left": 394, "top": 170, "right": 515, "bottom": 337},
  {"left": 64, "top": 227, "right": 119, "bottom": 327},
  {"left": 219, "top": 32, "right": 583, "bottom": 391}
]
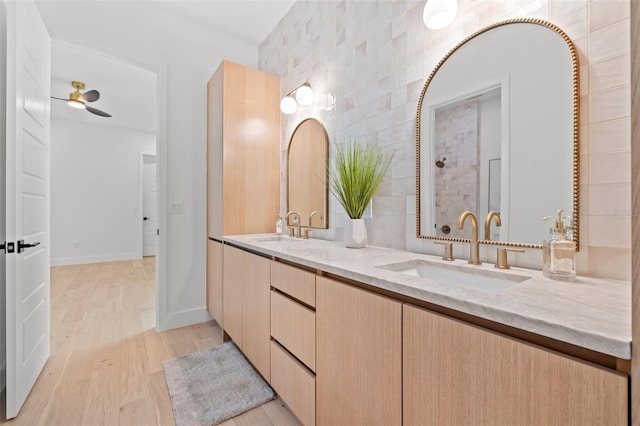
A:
[
  {"left": 287, "top": 118, "right": 329, "bottom": 228},
  {"left": 417, "top": 18, "right": 579, "bottom": 249}
]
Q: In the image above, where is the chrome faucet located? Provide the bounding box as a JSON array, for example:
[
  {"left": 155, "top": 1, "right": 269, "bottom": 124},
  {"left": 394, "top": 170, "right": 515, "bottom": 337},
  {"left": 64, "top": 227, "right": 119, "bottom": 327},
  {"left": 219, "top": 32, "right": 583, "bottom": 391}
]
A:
[
  {"left": 308, "top": 210, "right": 323, "bottom": 227},
  {"left": 484, "top": 211, "right": 502, "bottom": 241},
  {"left": 457, "top": 211, "right": 481, "bottom": 265},
  {"left": 285, "top": 211, "right": 301, "bottom": 238}
]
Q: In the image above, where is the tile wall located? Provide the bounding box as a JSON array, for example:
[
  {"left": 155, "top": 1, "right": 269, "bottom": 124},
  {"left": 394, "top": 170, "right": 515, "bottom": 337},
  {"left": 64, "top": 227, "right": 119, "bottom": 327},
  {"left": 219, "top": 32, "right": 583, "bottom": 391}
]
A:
[
  {"left": 433, "top": 101, "right": 480, "bottom": 240},
  {"left": 258, "top": 0, "right": 631, "bottom": 280}
]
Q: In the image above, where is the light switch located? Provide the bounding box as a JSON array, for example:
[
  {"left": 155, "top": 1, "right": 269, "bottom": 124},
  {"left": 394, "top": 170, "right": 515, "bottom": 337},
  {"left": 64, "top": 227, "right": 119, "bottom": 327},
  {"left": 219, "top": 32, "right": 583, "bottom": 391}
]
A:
[{"left": 169, "top": 201, "right": 184, "bottom": 214}]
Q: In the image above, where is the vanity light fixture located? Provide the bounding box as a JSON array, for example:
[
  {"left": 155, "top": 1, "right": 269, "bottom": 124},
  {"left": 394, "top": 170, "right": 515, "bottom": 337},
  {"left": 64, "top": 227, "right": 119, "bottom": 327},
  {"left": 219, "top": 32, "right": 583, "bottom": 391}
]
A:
[
  {"left": 423, "top": 0, "right": 458, "bottom": 30},
  {"left": 280, "top": 96, "right": 297, "bottom": 114},
  {"left": 280, "top": 82, "right": 314, "bottom": 114}
]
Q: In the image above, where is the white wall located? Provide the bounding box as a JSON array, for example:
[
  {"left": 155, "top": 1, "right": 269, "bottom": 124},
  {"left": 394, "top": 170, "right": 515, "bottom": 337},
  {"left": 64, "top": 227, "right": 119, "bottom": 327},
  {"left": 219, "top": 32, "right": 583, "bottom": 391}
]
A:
[{"left": 50, "top": 119, "right": 155, "bottom": 265}]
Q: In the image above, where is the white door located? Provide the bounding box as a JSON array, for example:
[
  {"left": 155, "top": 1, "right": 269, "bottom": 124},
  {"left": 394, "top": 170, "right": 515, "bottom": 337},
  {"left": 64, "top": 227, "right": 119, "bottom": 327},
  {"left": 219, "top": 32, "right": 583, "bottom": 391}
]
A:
[
  {"left": 142, "top": 154, "right": 157, "bottom": 256},
  {"left": 4, "top": 0, "right": 51, "bottom": 419}
]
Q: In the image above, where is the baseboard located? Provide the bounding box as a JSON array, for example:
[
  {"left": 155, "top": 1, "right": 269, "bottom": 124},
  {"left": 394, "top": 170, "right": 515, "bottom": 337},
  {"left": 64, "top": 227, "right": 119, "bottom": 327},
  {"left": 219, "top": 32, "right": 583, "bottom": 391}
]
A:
[
  {"left": 156, "top": 306, "right": 212, "bottom": 332},
  {"left": 51, "top": 252, "right": 140, "bottom": 266}
]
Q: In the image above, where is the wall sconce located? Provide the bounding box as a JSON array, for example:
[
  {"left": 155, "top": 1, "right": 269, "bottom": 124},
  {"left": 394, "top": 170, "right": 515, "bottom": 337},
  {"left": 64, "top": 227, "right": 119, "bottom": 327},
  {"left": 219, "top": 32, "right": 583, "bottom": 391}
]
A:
[
  {"left": 280, "top": 82, "right": 314, "bottom": 114},
  {"left": 423, "top": 0, "right": 458, "bottom": 30}
]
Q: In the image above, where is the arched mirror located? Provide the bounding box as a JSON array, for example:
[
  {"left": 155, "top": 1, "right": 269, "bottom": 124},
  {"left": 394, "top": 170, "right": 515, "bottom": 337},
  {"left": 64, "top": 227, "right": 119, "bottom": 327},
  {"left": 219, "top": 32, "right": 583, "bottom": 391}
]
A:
[
  {"left": 417, "top": 18, "right": 579, "bottom": 249},
  {"left": 287, "top": 118, "right": 329, "bottom": 228}
]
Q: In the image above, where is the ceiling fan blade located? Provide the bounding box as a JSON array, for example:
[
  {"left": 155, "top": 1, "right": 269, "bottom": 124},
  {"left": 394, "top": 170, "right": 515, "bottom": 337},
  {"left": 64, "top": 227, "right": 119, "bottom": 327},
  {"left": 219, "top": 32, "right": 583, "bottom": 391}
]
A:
[
  {"left": 86, "top": 105, "right": 112, "bottom": 118},
  {"left": 51, "top": 96, "right": 70, "bottom": 101},
  {"left": 79, "top": 89, "right": 100, "bottom": 102}
]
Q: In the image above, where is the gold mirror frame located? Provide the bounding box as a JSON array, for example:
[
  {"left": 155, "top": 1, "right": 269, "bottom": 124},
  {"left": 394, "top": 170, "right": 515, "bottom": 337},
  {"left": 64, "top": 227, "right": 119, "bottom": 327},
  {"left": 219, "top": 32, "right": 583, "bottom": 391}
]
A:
[
  {"left": 416, "top": 18, "right": 579, "bottom": 250},
  {"left": 286, "top": 118, "right": 330, "bottom": 229}
]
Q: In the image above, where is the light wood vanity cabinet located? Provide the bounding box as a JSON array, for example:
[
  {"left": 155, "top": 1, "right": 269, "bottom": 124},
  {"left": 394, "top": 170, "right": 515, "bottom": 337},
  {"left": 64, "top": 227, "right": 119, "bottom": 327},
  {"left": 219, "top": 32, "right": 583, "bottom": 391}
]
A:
[
  {"left": 206, "top": 60, "right": 280, "bottom": 239},
  {"left": 316, "top": 276, "right": 402, "bottom": 426},
  {"left": 206, "top": 60, "right": 280, "bottom": 327},
  {"left": 269, "top": 261, "right": 317, "bottom": 425},
  {"left": 222, "top": 245, "right": 271, "bottom": 381},
  {"left": 206, "top": 239, "right": 223, "bottom": 324},
  {"left": 221, "top": 244, "right": 628, "bottom": 425},
  {"left": 403, "top": 304, "right": 628, "bottom": 426}
]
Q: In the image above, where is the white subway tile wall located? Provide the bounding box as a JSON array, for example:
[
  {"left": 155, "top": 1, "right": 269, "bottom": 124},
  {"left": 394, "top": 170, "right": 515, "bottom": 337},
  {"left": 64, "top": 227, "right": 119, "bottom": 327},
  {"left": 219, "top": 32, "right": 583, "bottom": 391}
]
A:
[{"left": 258, "top": 0, "right": 631, "bottom": 280}]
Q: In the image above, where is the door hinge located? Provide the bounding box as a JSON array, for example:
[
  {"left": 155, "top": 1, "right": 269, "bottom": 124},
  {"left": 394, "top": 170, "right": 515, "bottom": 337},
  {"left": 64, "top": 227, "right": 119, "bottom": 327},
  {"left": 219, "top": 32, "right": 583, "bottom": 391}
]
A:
[{"left": 156, "top": 229, "right": 159, "bottom": 236}]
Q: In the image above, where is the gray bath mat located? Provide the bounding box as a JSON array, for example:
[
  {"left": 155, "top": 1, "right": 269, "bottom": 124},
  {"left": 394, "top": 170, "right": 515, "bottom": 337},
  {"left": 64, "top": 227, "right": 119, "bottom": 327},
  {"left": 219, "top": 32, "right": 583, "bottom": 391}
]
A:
[{"left": 163, "top": 342, "right": 275, "bottom": 425}]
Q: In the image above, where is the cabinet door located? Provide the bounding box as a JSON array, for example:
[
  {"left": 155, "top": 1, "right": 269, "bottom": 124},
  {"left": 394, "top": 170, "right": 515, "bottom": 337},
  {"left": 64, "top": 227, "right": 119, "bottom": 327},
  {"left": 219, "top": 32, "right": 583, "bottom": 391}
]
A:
[
  {"left": 242, "top": 251, "right": 271, "bottom": 382},
  {"left": 207, "top": 61, "right": 280, "bottom": 239},
  {"left": 206, "top": 239, "right": 223, "bottom": 324},
  {"left": 222, "top": 245, "right": 244, "bottom": 347},
  {"left": 403, "top": 304, "right": 628, "bottom": 426},
  {"left": 316, "top": 276, "right": 402, "bottom": 426}
]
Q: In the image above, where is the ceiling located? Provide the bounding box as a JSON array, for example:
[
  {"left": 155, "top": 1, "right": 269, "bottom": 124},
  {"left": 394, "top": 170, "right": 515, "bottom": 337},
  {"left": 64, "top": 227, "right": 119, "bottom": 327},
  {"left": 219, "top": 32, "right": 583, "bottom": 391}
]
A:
[
  {"left": 50, "top": 42, "right": 158, "bottom": 133},
  {"left": 36, "top": 0, "right": 296, "bottom": 133},
  {"left": 146, "top": 0, "right": 295, "bottom": 46}
]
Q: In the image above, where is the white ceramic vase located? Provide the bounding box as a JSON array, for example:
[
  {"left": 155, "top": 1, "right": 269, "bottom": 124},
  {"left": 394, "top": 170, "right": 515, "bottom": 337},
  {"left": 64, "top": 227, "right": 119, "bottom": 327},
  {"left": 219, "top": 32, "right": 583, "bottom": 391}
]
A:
[{"left": 344, "top": 218, "right": 367, "bottom": 248}]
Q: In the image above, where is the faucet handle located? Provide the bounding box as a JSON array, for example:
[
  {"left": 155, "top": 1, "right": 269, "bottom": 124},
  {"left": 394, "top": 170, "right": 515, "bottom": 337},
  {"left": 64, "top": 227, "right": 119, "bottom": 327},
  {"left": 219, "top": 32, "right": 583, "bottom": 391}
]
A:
[
  {"left": 495, "top": 248, "right": 525, "bottom": 269},
  {"left": 434, "top": 241, "right": 454, "bottom": 261}
]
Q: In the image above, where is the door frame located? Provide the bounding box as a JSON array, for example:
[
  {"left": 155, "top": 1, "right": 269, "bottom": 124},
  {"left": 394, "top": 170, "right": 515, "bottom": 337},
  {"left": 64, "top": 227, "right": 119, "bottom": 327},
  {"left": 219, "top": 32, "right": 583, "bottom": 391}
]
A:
[
  {"left": 154, "top": 64, "right": 169, "bottom": 331},
  {"left": 45, "top": 42, "right": 169, "bottom": 331}
]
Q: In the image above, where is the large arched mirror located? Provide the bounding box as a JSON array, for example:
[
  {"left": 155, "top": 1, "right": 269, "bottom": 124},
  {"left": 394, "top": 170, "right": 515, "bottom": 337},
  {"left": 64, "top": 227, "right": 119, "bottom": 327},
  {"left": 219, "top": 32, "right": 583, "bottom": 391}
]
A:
[
  {"left": 417, "top": 18, "right": 579, "bottom": 249},
  {"left": 287, "top": 118, "right": 329, "bottom": 228}
]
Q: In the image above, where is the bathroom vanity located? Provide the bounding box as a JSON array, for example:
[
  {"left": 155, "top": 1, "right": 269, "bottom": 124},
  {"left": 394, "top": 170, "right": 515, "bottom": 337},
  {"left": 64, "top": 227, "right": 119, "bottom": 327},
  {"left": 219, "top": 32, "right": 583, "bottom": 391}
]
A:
[
  {"left": 204, "top": 18, "right": 630, "bottom": 424},
  {"left": 208, "top": 235, "right": 630, "bottom": 426}
]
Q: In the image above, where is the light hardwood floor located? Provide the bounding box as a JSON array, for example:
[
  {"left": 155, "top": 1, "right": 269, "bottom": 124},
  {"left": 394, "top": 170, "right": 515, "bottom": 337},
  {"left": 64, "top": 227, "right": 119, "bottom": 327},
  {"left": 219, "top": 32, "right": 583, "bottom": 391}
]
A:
[{"left": 2, "top": 258, "right": 299, "bottom": 426}]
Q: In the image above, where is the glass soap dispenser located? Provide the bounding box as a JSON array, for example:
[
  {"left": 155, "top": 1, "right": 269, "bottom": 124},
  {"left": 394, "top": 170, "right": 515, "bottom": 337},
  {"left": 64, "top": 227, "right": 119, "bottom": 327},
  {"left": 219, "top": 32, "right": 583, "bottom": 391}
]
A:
[
  {"left": 542, "top": 210, "right": 576, "bottom": 281},
  {"left": 275, "top": 215, "right": 283, "bottom": 235}
]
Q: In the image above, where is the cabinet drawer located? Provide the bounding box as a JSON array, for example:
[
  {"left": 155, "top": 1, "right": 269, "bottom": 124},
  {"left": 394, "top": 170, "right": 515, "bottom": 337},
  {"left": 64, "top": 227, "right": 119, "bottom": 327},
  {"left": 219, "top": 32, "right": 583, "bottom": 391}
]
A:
[
  {"left": 271, "top": 261, "right": 316, "bottom": 307},
  {"left": 271, "top": 341, "right": 316, "bottom": 426},
  {"left": 271, "top": 290, "right": 316, "bottom": 371}
]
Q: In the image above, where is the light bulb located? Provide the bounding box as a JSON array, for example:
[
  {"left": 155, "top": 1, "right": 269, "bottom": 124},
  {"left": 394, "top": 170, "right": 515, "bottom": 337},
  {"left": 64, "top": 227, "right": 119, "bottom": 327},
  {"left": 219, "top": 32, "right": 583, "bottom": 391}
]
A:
[
  {"left": 295, "top": 84, "right": 313, "bottom": 106},
  {"left": 280, "top": 96, "right": 297, "bottom": 114},
  {"left": 68, "top": 99, "right": 86, "bottom": 109},
  {"left": 423, "top": 0, "right": 458, "bottom": 30}
]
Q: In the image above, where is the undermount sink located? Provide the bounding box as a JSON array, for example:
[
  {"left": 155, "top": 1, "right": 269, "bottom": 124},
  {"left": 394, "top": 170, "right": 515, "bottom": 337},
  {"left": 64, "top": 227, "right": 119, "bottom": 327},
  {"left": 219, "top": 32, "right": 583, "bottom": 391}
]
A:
[
  {"left": 251, "top": 235, "right": 299, "bottom": 243},
  {"left": 378, "top": 259, "right": 530, "bottom": 293}
]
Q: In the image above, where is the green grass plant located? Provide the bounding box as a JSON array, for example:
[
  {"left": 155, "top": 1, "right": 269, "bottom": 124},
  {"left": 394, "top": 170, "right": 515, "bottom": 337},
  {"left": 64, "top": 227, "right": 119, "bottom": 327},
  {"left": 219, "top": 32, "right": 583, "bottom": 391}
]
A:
[{"left": 329, "top": 141, "right": 393, "bottom": 219}]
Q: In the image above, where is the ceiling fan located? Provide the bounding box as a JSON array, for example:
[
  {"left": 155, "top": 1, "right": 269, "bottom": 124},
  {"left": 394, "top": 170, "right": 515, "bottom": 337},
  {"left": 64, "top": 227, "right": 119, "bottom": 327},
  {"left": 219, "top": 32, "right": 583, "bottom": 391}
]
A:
[{"left": 51, "top": 81, "right": 112, "bottom": 117}]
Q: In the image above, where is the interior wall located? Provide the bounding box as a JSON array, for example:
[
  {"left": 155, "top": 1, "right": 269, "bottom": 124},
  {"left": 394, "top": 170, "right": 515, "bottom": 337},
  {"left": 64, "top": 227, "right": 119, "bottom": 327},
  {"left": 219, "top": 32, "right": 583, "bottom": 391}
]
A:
[
  {"left": 259, "top": 0, "right": 632, "bottom": 280},
  {"left": 50, "top": 119, "right": 155, "bottom": 265},
  {"left": 433, "top": 102, "right": 479, "bottom": 239}
]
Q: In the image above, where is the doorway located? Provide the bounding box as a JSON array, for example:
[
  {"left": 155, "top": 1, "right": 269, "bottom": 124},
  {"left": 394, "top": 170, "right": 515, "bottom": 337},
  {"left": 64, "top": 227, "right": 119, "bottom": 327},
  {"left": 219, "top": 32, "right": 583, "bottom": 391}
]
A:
[{"left": 142, "top": 154, "right": 157, "bottom": 257}]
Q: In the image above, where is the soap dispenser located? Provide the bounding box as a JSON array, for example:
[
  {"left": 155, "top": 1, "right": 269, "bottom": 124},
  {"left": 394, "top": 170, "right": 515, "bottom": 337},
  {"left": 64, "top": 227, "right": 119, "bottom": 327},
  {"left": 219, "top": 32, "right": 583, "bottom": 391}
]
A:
[
  {"left": 275, "top": 215, "right": 283, "bottom": 235},
  {"left": 542, "top": 210, "right": 576, "bottom": 281}
]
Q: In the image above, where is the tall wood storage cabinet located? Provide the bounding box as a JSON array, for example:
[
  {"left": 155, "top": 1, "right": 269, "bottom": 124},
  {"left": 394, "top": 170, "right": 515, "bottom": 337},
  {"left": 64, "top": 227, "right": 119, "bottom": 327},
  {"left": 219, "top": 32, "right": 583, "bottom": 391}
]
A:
[{"left": 206, "top": 60, "right": 280, "bottom": 325}]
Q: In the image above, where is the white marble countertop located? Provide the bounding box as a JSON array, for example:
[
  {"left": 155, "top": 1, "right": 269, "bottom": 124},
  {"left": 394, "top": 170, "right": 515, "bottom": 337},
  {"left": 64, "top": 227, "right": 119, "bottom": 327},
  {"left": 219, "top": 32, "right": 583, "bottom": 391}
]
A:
[{"left": 223, "top": 234, "right": 631, "bottom": 359}]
